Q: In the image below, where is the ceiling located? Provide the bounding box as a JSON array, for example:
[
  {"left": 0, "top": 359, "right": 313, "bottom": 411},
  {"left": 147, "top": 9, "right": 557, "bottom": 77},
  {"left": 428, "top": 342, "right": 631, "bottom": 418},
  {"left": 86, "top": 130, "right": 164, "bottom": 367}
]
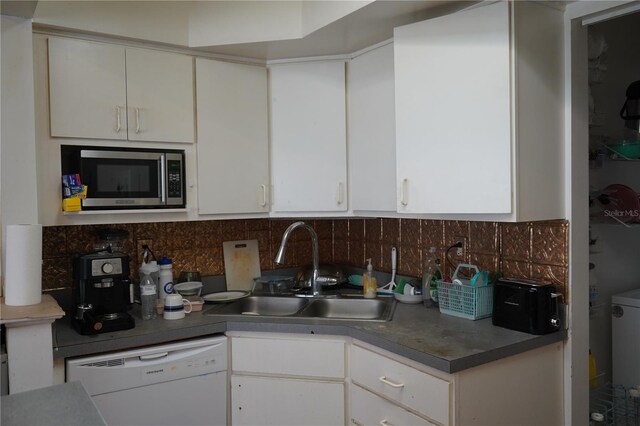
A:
[
  {"left": 1, "top": 1, "right": 38, "bottom": 18},
  {"left": 194, "top": 1, "right": 477, "bottom": 60},
  {"left": 22, "top": 0, "right": 477, "bottom": 61}
]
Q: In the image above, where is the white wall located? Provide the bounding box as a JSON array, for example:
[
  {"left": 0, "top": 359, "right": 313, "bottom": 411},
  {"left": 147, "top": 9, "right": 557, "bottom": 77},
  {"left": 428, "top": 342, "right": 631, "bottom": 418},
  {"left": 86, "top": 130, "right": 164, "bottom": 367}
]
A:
[
  {"left": 33, "top": 1, "right": 191, "bottom": 46},
  {"left": 1, "top": 15, "right": 40, "bottom": 283}
]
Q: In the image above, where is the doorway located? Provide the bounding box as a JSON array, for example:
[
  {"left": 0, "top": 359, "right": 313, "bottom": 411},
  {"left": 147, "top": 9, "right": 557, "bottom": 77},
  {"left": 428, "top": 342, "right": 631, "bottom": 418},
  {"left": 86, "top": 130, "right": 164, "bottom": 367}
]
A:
[{"left": 566, "top": 2, "right": 640, "bottom": 424}]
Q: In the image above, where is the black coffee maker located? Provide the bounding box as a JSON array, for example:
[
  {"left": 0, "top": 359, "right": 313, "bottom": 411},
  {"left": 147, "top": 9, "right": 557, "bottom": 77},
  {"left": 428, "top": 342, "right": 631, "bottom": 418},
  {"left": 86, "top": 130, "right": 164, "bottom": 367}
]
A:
[{"left": 72, "top": 250, "right": 135, "bottom": 335}]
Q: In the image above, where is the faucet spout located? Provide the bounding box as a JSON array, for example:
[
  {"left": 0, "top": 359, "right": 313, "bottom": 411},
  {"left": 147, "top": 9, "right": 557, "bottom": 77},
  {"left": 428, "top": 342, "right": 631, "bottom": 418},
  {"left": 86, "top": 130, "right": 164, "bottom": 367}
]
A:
[{"left": 274, "top": 221, "right": 321, "bottom": 296}]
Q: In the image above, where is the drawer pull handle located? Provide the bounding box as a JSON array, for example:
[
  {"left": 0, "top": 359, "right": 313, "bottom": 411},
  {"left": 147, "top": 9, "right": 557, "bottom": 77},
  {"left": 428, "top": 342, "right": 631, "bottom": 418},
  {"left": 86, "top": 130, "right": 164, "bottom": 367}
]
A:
[
  {"left": 379, "top": 376, "right": 405, "bottom": 388},
  {"left": 380, "top": 420, "right": 395, "bottom": 426}
]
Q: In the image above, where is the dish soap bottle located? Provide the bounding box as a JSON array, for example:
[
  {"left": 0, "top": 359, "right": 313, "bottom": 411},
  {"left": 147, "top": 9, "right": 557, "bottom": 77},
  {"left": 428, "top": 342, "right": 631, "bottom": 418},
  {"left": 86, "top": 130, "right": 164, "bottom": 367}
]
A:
[{"left": 363, "top": 258, "right": 377, "bottom": 299}]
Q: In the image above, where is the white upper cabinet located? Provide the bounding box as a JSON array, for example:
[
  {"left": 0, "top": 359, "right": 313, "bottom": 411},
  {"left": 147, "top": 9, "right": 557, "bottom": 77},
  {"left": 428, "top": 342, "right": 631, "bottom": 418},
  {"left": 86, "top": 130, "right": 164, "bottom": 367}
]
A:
[
  {"left": 48, "top": 37, "right": 195, "bottom": 143},
  {"left": 195, "top": 58, "right": 269, "bottom": 214},
  {"left": 269, "top": 60, "right": 348, "bottom": 213},
  {"left": 48, "top": 37, "right": 127, "bottom": 140},
  {"left": 125, "top": 48, "right": 194, "bottom": 143},
  {"left": 394, "top": 1, "right": 564, "bottom": 220},
  {"left": 348, "top": 43, "right": 397, "bottom": 213}
]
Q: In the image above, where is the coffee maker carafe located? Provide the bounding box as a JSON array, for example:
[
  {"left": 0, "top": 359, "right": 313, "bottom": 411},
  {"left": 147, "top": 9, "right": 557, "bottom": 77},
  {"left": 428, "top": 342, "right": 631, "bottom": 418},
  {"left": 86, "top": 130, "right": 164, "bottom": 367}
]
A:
[{"left": 73, "top": 251, "right": 135, "bottom": 335}]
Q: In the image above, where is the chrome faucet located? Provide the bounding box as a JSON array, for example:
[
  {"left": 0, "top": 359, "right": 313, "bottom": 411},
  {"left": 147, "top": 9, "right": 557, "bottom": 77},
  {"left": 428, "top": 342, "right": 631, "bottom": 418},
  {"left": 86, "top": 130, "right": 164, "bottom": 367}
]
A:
[{"left": 274, "top": 221, "right": 321, "bottom": 297}]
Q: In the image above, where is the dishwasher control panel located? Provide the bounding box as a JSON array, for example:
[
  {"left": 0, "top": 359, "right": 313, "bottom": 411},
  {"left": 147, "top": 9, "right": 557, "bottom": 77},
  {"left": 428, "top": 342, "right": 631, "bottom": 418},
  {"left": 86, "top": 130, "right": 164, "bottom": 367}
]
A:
[{"left": 140, "top": 350, "right": 222, "bottom": 384}]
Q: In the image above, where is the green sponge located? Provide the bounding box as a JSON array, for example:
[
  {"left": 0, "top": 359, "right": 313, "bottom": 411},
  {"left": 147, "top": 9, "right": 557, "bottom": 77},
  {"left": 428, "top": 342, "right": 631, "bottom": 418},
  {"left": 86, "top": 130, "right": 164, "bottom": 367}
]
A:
[{"left": 394, "top": 278, "right": 406, "bottom": 294}]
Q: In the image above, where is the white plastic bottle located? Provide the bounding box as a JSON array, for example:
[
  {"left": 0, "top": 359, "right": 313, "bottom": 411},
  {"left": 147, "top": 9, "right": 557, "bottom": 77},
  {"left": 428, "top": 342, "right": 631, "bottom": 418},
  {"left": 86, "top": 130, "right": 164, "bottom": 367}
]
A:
[
  {"left": 140, "top": 273, "right": 157, "bottom": 320},
  {"left": 158, "top": 257, "right": 174, "bottom": 299},
  {"left": 139, "top": 260, "right": 160, "bottom": 295}
]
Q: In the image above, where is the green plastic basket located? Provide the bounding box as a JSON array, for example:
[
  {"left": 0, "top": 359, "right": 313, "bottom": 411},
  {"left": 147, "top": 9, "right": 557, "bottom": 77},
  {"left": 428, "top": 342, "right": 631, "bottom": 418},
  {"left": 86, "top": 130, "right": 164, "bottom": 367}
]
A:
[{"left": 437, "top": 279, "right": 493, "bottom": 320}]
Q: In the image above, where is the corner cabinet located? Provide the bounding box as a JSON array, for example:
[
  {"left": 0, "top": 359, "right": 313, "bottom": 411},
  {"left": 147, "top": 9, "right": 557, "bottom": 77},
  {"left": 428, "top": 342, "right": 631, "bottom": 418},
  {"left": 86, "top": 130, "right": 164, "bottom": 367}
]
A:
[
  {"left": 269, "top": 60, "right": 348, "bottom": 213},
  {"left": 348, "top": 43, "right": 397, "bottom": 213},
  {"left": 351, "top": 340, "right": 563, "bottom": 426},
  {"left": 48, "top": 37, "right": 195, "bottom": 143},
  {"left": 195, "top": 58, "right": 269, "bottom": 214},
  {"left": 227, "top": 332, "right": 563, "bottom": 426},
  {"left": 394, "top": 1, "right": 564, "bottom": 220}
]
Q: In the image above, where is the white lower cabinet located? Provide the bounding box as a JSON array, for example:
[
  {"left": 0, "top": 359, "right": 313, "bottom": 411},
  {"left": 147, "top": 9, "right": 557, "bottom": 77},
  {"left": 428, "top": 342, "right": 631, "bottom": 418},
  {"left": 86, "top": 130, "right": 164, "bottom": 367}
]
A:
[
  {"left": 228, "top": 333, "right": 563, "bottom": 426},
  {"left": 350, "top": 344, "right": 451, "bottom": 426},
  {"left": 350, "top": 384, "right": 435, "bottom": 426},
  {"left": 229, "top": 333, "right": 346, "bottom": 426},
  {"left": 232, "top": 375, "right": 344, "bottom": 426}
]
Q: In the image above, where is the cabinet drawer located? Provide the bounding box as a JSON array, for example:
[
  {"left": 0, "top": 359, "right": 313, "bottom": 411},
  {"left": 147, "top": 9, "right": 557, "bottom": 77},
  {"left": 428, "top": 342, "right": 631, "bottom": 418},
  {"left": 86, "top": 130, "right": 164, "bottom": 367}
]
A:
[
  {"left": 351, "top": 345, "right": 451, "bottom": 425},
  {"left": 350, "top": 384, "right": 435, "bottom": 426},
  {"left": 231, "top": 336, "right": 345, "bottom": 378}
]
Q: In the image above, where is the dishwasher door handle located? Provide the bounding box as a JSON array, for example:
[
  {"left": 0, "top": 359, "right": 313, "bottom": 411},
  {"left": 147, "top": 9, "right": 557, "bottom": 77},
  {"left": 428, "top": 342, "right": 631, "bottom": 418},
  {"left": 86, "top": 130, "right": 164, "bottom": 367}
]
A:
[{"left": 139, "top": 352, "right": 169, "bottom": 361}]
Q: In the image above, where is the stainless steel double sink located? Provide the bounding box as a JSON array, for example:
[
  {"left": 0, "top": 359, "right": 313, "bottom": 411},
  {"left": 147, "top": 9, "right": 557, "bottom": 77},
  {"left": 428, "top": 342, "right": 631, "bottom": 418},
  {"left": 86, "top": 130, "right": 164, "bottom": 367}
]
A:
[{"left": 205, "top": 295, "right": 396, "bottom": 322}]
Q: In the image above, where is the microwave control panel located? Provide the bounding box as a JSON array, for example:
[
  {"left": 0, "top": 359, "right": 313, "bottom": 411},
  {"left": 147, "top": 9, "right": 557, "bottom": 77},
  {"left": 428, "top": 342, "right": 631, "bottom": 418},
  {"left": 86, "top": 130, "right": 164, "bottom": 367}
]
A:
[{"left": 167, "top": 159, "right": 182, "bottom": 198}]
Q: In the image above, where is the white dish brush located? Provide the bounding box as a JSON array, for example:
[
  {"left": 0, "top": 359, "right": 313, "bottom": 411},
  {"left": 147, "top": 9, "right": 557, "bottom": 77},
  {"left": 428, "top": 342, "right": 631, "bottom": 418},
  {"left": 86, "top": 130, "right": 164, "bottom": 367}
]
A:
[{"left": 378, "top": 247, "right": 397, "bottom": 294}]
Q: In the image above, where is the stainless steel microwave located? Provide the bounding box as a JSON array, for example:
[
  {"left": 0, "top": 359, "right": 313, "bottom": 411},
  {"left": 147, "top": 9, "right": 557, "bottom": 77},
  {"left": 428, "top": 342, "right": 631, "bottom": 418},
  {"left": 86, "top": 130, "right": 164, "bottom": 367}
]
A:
[{"left": 61, "top": 145, "right": 185, "bottom": 210}]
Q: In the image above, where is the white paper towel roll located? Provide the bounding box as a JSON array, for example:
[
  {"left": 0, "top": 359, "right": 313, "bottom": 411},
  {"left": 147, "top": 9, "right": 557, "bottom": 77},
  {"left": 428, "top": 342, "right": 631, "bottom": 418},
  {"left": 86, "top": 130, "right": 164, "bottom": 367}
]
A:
[{"left": 5, "top": 224, "right": 43, "bottom": 306}]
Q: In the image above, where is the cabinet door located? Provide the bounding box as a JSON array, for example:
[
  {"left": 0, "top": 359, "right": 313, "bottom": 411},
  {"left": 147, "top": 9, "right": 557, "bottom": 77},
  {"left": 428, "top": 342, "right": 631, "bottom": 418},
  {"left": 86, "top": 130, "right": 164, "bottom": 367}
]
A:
[
  {"left": 196, "top": 58, "right": 269, "bottom": 214},
  {"left": 48, "top": 37, "right": 127, "bottom": 140},
  {"left": 348, "top": 43, "right": 397, "bottom": 212},
  {"left": 125, "top": 48, "right": 195, "bottom": 143},
  {"left": 350, "top": 384, "right": 435, "bottom": 426},
  {"left": 270, "top": 60, "right": 347, "bottom": 212},
  {"left": 394, "top": 2, "right": 512, "bottom": 214},
  {"left": 231, "top": 375, "right": 344, "bottom": 426},
  {"left": 93, "top": 371, "right": 227, "bottom": 426}
]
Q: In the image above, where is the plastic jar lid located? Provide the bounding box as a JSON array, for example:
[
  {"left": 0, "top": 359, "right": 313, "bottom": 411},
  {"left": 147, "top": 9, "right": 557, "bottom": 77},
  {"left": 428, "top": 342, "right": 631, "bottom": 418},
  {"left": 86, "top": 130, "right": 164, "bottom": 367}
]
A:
[
  {"left": 173, "top": 281, "right": 203, "bottom": 291},
  {"left": 158, "top": 257, "right": 172, "bottom": 266}
]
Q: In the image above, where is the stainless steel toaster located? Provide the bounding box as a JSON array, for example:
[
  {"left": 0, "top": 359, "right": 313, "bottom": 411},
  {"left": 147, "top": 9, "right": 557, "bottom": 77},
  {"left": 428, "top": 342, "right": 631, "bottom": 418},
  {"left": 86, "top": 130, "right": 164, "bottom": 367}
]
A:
[{"left": 492, "top": 278, "right": 562, "bottom": 335}]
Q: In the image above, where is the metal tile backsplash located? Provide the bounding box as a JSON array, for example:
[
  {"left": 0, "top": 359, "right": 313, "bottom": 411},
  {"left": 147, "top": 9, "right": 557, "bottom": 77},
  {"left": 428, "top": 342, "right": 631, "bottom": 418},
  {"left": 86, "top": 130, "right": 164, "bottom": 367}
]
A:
[{"left": 41, "top": 218, "right": 569, "bottom": 300}]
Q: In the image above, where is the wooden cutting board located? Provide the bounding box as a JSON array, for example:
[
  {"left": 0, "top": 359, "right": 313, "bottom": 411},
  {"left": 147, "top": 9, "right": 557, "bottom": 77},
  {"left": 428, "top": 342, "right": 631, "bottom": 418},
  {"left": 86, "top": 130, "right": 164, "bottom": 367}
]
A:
[{"left": 223, "top": 239, "right": 261, "bottom": 292}]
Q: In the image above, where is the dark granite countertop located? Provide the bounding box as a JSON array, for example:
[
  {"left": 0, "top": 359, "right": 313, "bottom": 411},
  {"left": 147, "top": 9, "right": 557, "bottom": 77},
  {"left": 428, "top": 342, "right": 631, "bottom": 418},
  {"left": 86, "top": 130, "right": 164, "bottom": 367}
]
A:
[
  {"left": 52, "top": 296, "right": 566, "bottom": 374},
  {"left": 1, "top": 381, "right": 106, "bottom": 426}
]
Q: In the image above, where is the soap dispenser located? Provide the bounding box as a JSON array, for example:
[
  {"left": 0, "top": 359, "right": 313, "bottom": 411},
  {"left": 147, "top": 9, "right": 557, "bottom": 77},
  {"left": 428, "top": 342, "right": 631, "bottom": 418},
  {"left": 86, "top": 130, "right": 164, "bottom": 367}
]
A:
[{"left": 363, "top": 259, "right": 376, "bottom": 299}]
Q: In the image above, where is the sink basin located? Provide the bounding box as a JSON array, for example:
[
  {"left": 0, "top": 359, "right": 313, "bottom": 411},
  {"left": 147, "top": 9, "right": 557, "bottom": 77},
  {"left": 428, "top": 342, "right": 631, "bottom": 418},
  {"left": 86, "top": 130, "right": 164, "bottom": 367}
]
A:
[
  {"left": 210, "top": 296, "right": 308, "bottom": 316},
  {"left": 298, "top": 298, "right": 394, "bottom": 321},
  {"left": 205, "top": 295, "right": 395, "bottom": 322}
]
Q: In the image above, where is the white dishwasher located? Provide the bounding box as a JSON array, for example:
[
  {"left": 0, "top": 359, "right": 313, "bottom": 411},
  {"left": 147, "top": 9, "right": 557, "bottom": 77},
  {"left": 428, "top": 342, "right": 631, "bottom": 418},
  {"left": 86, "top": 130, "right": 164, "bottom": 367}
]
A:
[{"left": 66, "top": 336, "right": 227, "bottom": 426}]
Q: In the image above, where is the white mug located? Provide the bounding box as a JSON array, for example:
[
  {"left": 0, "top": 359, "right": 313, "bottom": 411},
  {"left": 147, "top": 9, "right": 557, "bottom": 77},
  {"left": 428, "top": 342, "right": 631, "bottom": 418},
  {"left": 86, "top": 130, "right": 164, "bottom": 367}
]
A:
[{"left": 164, "top": 294, "right": 192, "bottom": 320}]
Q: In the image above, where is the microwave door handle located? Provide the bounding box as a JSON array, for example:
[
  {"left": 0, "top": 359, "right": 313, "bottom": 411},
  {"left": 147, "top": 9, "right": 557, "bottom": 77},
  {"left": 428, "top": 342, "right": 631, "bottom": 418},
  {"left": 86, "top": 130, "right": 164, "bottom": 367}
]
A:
[{"left": 159, "top": 154, "right": 167, "bottom": 204}]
